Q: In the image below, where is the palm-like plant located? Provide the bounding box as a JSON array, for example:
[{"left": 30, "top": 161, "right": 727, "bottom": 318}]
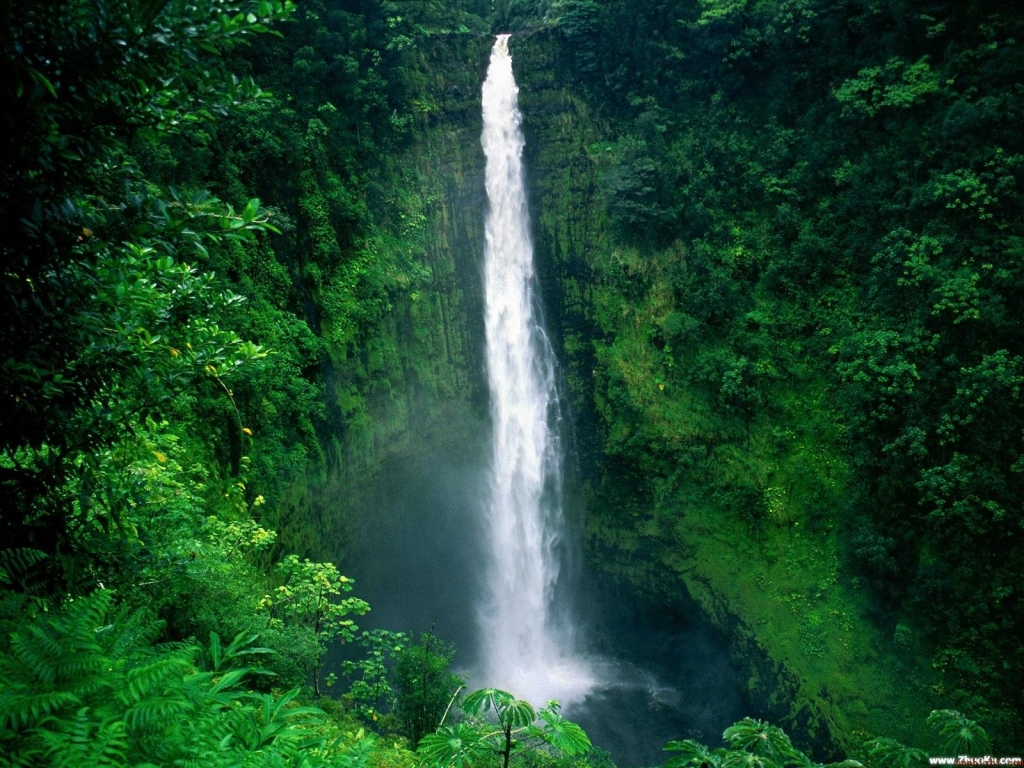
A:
[
  {"left": 665, "top": 737, "right": 727, "bottom": 768},
  {"left": 859, "top": 709, "right": 990, "bottom": 768},
  {"left": 417, "top": 687, "right": 591, "bottom": 768},
  {"left": 926, "top": 710, "right": 990, "bottom": 757},
  {"left": 863, "top": 737, "right": 929, "bottom": 768},
  {"left": 417, "top": 721, "right": 492, "bottom": 768},
  {"left": 666, "top": 718, "right": 864, "bottom": 768},
  {"left": 723, "top": 718, "right": 798, "bottom": 763}
]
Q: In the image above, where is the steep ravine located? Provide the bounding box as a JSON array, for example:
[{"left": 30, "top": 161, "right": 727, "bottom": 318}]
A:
[{"left": 307, "top": 25, "right": 933, "bottom": 763}]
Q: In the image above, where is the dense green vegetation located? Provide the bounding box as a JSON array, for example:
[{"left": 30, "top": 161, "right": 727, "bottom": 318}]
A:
[
  {"left": 0, "top": 0, "right": 488, "bottom": 765},
  {"left": 507, "top": 0, "right": 1024, "bottom": 754},
  {"left": 1, "top": 0, "right": 1021, "bottom": 765}
]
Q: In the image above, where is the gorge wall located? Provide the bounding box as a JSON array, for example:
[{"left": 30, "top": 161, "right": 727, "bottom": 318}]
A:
[
  {"left": 507, "top": 29, "right": 933, "bottom": 753},
  {"left": 305, "top": 24, "right": 935, "bottom": 758},
  {"left": 238, "top": 2, "right": 1024, "bottom": 758}
]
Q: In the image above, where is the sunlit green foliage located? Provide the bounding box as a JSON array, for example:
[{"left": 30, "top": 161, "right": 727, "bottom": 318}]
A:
[
  {"left": 663, "top": 709, "right": 993, "bottom": 768},
  {"left": 392, "top": 633, "right": 465, "bottom": 746},
  {"left": 256, "top": 555, "right": 370, "bottom": 695},
  {"left": 4, "top": 0, "right": 1023, "bottom": 760},
  {"left": 1, "top": 0, "right": 291, "bottom": 592},
  {"left": 418, "top": 688, "right": 591, "bottom": 768},
  {"left": 342, "top": 629, "right": 408, "bottom": 722},
  {"left": 0, "top": 589, "right": 378, "bottom": 768}
]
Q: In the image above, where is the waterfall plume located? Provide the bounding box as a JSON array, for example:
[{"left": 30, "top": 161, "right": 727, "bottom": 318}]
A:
[{"left": 477, "top": 33, "right": 595, "bottom": 708}]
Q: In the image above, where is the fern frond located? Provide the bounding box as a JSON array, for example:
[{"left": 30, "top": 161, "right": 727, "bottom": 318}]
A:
[
  {"left": 0, "top": 738, "right": 46, "bottom": 768},
  {"left": 180, "top": 670, "right": 216, "bottom": 702},
  {"left": 0, "top": 690, "right": 81, "bottom": 729},
  {"left": 94, "top": 720, "right": 129, "bottom": 768},
  {"left": 126, "top": 655, "right": 192, "bottom": 703},
  {"left": 125, "top": 697, "right": 189, "bottom": 733},
  {"left": 96, "top": 605, "right": 164, "bottom": 661},
  {"left": 25, "top": 623, "right": 65, "bottom": 665},
  {"left": 61, "top": 671, "right": 113, "bottom": 701},
  {"left": 8, "top": 632, "right": 59, "bottom": 687},
  {"left": 38, "top": 708, "right": 128, "bottom": 768},
  {"left": 202, "top": 720, "right": 239, "bottom": 750},
  {"left": 0, "top": 548, "right": 47, "bottom": 586},
  {"left": 53, "top": 654, "right": 107, "bottom": 686},
  {"left": 62, "top": 591, "right": 114, "bottom": 636}
]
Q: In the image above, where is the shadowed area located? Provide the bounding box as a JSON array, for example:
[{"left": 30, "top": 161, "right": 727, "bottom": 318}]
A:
[
  {"left": 340, "top": 428, "right": 490, "bottom": 662},
  {"left": 569, "top": 593, "right": 750, "bottom": 767},
  {"left": 336, "top": 439, "right": 749, "bottom": 767}
]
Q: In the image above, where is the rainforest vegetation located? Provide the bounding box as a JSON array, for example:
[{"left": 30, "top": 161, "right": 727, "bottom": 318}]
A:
[{"left": 1, "top": 0, "right": 1021, "bottom": 766}]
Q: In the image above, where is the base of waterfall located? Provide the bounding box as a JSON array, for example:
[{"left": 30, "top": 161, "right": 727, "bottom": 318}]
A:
[
  {"left": 467, "top": 649, "right": 744, "bottom": 766},
  {"left": 476, "top": 653, "right": 599, "bottom": 709},
  {"left": 567, "top": 661, "right": 699, "bottom": 768},
  {"left": 472, "top": 652, "right": 684, "bottom": 712}
]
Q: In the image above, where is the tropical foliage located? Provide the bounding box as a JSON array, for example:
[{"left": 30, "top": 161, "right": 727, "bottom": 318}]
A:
[
  {"left": 2, "top": 0, "right": 1022, "bottom": 764},
  {"left": 0, "top": 589, "right": 376, "bottom": 768},
  {"left": 510, "top": 0, "right": 1024, "bottom": 749},
  {"left": 417, "top": 688, "right": 592, "bottom": 768},
  {"left": 664, "top": 710, "right": 993, "bottom": 768}
]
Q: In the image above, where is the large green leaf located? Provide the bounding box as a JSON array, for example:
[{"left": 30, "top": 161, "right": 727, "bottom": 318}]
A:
[
  {"left": 533, "top": 707, "right": 591, "bottom": 755},
  {"left": 463, "top": 688, "right": 515, "bottom": 717},
  {"left": 665, "top": 738, "right": 722, "bottom": 768},
  {"left": 926, "top": 710, "right": 990, "bottom": 757},
  {"left": 863, "top": 737, "right": 928, "bottom": 768},
  {"left": 463, "top": 688, "right": 535, "bottom": 730},
  {"left": 417, "top": 723, "right": 491, "bottom": 768},
  {"left": 719, "top": 753, "right": 779, "bottom": 768},
  {"left": 723, "top": 718, "right": 796, "bottom": 761}
]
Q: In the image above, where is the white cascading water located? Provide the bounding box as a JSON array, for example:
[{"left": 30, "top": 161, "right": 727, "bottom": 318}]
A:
[{"left": 478, "top": 34, "right": 595, "bottom": 708}]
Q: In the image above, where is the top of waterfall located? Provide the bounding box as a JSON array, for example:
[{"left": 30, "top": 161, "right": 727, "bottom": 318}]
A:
[{"left": 495, "top": 33, "right": 511, "bottom": 49}]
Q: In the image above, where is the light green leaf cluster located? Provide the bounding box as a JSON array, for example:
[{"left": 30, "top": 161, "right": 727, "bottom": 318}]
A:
[
  {"left": 0, "top": 590, "right": 376, "bottom": 768},
  {"left": 260, "top": 555, "right": 370, "bottom": 642},
  {"left": 834, "top": 57, "right": 941, "bottom": 118},
  {"left": 663, "top": 710, "right": 993, "bottom": 768}
]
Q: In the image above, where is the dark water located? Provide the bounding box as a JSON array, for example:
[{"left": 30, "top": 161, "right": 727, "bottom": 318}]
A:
[
  {"left": 567, "top": 592, "right": 748, "bottom": 767},
  {"left": 335, "top": 436, "right": 747, "bottom": 767}
]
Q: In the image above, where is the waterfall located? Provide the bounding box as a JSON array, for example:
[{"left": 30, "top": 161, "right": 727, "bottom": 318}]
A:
[{"left": 478, "top": 34, "right": 594, "bottom": 708}]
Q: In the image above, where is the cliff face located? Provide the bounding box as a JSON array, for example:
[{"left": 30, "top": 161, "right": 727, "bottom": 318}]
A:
[
  {"left": 506, "top": 29, "right": 932, "bottom": 755},
  {"left": 293, "top": 34, "right": 493, "bottom": 562},
  {"left": 11, "top": 0, "right": 1016, "bottom": 758},
  {"left": 325, "top": 34, "right": 493, "bottom": 466}
]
